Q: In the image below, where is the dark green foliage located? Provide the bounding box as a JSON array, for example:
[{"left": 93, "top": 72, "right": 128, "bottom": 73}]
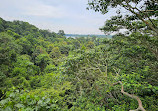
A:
[
  {"left": 0, "top": 33, "right": 22, "bottom": 65},
  {"left": 0, "top": 89, "right": 61, "bottom": 111},
  {"left": 58, "top": 30, "right": 65, "bottom": 36},
  {"left": 0, "top": 12, "right": 158, "bottom": 111}
]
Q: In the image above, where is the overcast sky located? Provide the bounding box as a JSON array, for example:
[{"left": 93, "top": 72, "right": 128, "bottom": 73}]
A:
[{"left": 0, "top": 0, "right": 118, "bottom": 34}]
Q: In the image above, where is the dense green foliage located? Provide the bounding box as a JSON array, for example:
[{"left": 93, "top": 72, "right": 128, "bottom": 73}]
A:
[{"left": 0, "top": 1, "right": 158, "bottom": 110}]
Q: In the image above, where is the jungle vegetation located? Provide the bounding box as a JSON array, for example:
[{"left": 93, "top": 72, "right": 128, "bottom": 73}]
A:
[{"left": 0, "top": 0, "right": 158, "bottom": 110}]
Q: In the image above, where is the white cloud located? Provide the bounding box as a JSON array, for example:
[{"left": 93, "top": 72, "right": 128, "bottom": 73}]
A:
[
  {"left": 0, "top": 0, "right": 118, "bottom": 34},
  {"left": 24, "top": 4, "right": 65, "bottom": 18}
]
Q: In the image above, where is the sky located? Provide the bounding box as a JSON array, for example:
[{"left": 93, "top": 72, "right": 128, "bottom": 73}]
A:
[{"left": 0, "top": 0, "right": 118, "bottom": 34}]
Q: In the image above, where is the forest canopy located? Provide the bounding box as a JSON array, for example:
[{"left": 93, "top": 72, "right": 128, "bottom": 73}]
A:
[{"left": 0, "top": 0, "right": 158, "bottom": 110}]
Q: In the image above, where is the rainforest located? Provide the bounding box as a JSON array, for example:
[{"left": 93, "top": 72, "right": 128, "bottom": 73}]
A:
[{"left": 0, "top": 0, "right": 158, "bottom": 111}]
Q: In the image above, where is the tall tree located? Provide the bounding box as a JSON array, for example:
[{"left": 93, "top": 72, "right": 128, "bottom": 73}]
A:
[
  {"left": 88, "top": 0, "right": 158, "bottom": 35},
  {"left": 88, "top": 0, "right": 158, "bottom": 60},
  {"left": 58, "top": 30, "right": 65, "bottom": 36}
]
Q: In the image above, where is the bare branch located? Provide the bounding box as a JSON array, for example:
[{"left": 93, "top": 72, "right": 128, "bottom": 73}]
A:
[
  {"left": 122, "top": 2, "right": 158, "bottom": 35},
  {"left": 113, "top": 81, "right": 146, "bottom": 111},
  {"left": 113, "top": 68, "right": 120, "bottom": 76}
]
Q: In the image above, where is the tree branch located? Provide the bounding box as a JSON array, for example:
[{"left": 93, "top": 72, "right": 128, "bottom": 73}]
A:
[
  {"left": 113, "top": 81, "right": 146, "bottom": 111},
  {"left": 122, "top": 2, "right": 158, "bottom": 35},
  {"left": 134, "top": 7, "right": 157, "bottom": 29}
]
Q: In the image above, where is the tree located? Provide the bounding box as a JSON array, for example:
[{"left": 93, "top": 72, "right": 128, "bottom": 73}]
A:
[
  {"left": 16, "top": 37, "right": 33, "bottom": 55},
  {"left": 49, "top": 47, "right": 61, "bottom": 59},
  {"left": 58, "top": 30, "right": 65, "bottom": 36},
  {"left": 12, "top": 55, "right": 39, "bottom": 78},
  {"left": 0, "top": 33, "right": 22, "bottom": 66},
  {"left": 88, "top": 0, "right": 158, "bottom": 60},
  {"left": 0, "top": 17, "right": 6, "bottom": 32},
  {"left": 35, "top": 54, "right": 51, "bottom": 72},
  {"left": 88, "top": 0, "right": 158, "bottom": 35},
  {"left": 86, "top": 41, "right": 95, "bottom": 49},
  {"left": 87, "top": 1, "right": 158, "bottom": 110}
]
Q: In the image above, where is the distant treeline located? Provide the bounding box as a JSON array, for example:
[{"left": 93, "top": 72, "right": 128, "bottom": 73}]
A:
[{"left": 65, "top": 34, "right": 113, "bottom": 38}]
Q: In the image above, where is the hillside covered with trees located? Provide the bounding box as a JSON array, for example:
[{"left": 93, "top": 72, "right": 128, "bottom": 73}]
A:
[{"left": 0, "top": 0, "right": 158, "bottom": 111}]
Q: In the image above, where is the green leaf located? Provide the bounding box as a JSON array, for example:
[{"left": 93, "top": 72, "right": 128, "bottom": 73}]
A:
[
  {"left": 0, "top": 98, "right": 10, "bottom": 105},
  {"left": 4, "top": 106, "right": 12, "bottom": 111},
  {"left": 25, "top": 107, "right": 34, "bottom": 111},
  {"left": 37, "top": 100, "right": 43, "bottom": 105},
  {"left": 9, "top": 93, "right": 15, "bottom": 98},
  {"left": 45, "top": 98, "right": 50, "bottom": 104},
  {"left": 15, "top": 103, "right": 24, "bottom": 108}
]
